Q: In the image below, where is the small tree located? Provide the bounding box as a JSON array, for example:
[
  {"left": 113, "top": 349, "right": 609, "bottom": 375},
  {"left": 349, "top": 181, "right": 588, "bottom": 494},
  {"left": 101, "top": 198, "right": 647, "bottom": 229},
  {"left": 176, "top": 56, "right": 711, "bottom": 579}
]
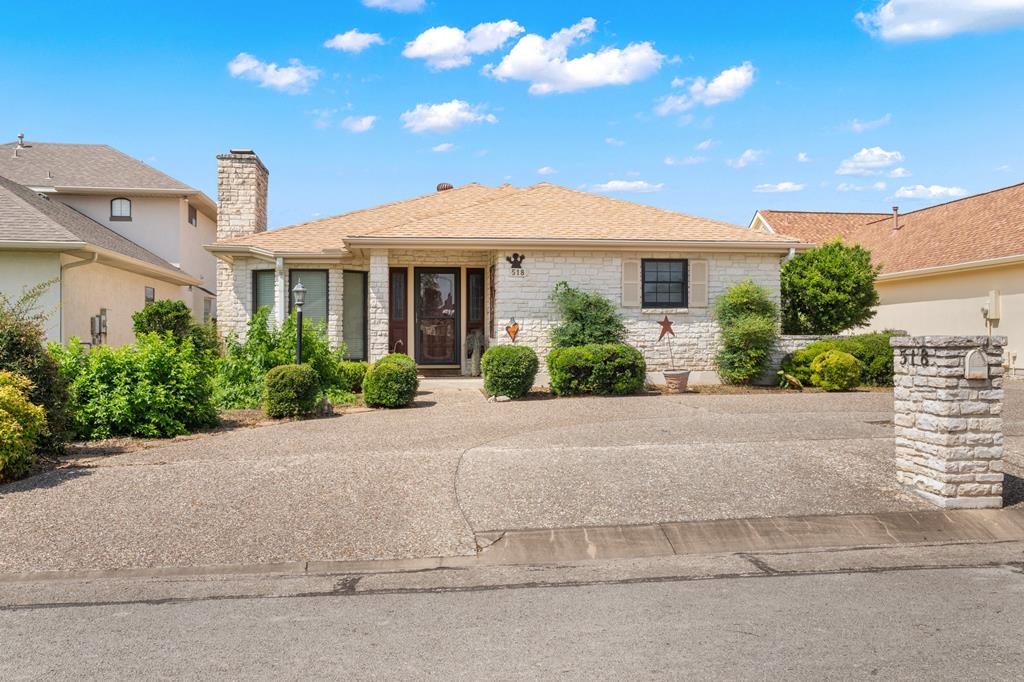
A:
[
  {"left": 781, "top": 240, "right": 881, "bottom": 335},
  {"left": 548, "top": 281, "right": 626, "bottom": 349}
]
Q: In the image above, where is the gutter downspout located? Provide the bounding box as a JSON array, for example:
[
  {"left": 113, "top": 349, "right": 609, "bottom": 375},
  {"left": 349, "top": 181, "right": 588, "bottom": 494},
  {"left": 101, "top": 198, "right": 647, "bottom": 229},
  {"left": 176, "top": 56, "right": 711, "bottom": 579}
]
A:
[
  {"left": 59, "top": 252, "right": 98, "bottom": 343},
  {"left": 784, "top": 247, "right": 796, "bottom": 263}
]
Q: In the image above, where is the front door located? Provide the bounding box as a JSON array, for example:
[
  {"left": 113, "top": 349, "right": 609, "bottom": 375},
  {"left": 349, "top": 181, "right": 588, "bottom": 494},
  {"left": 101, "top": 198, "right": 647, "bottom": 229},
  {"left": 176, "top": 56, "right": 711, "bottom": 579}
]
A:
[{"left": 415, "top": 268, "right": 460, "bottom": 365}]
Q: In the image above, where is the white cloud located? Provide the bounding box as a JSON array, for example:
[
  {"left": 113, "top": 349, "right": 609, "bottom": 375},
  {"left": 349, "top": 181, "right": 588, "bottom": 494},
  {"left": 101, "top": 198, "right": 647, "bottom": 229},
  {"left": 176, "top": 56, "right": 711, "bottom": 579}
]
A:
[
  {"left": 341, "top": 115, "right": 376, "bottom": 133},
  {"left": 400, "top": 99, "right": 497, "bottom": 133},
  {"left": 592, "top": 179, "right": 664, "bottom": 193},
  {"left": 403, "top": 20, "right": 524, "bottom": 70},
  {"left": 324, "top": 29, "right": 385, "bottom": 53},
  {"left": 605, "top": 137, "right": 625, "bottom": 146},
  {"left": 754, "top": 182, "right": 805, "bottom": 193},
  {"left": 487, "top": 17, "right": 665, "bottom": 94},
  {"left": 726, "top": 149, "right": 764, "bottom": 169},
  {"left": 797, "top": 152, "right": 811, "bottom": 162},
  {"left": 670, "top": 76, "right": 686, "bottom": 87},
  {"left": 227, "top": 53, "right": 320, "bottom": 94},
  {"left": 836, "top": 146, "right": 903, "bottom": 176},
  {"left": 856, "top": 0, "right": 1024, "bottom": 41},
  {"left": 537, "top": 166, "right": 557, "bottom": 175},
  {"left": 894, "top": 184, "right": 966, "bottom": 199},
  {"left": 432, "top": 143, "right": 455, "bottom": 152},
  {"left": 996, "top": 164, "right": 1011, "bottom": 171},
  {"left": 847, "top": 113, "right": 892, "bottom": 133},
  {"left": 695, "top": 138, "right": 714, "bottom": 151},
  {"left": 362, "top": 0, "right": 424, "bottom": 12},
  {"left": 664, "top": 155, "right": 707, "bottom": 166},
  {"left": 308, "top": 108, "right": 337, "bottom": 129},
  {"left": 889, "top": 167, "right": 912, "bottom": 178},
  {"left": 837, "top": 181, "right": 888, "bottom": 191},
  {"left": 655, "top": 62, "right": 755, "bottom": 115}
]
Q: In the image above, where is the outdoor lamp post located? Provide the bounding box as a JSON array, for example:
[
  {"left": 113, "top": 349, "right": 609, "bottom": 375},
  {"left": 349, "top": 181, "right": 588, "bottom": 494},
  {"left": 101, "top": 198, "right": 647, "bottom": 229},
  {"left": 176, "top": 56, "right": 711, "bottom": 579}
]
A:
[{"left": 292, "top": 280, "right": 306, "bottom": 364}]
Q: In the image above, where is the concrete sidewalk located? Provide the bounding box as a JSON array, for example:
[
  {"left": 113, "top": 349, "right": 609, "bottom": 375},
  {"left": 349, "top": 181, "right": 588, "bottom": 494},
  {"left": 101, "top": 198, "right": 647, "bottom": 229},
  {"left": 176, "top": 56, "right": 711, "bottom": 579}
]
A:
[{"left": 0, "top": 383, "right": 1020, "bottom": 575}]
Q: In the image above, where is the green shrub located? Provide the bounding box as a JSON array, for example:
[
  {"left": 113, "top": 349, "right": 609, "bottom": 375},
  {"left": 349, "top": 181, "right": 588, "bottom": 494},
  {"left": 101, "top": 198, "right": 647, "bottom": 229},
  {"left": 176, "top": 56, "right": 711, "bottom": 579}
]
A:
[
  {"left": 362, "top": 357, "right": 419, "bottom": 408},
  {"left": 51, "top": 334, "right": 218, "bottom": 439},
  {"left": 263, "top": 364, "right": 321, "bottom": 418},
  {"left": 187, "top": 322, "right": 220, "bottom": 356},
  {"left": 0, "top": 371, "right": 47, "bottom": 482},
  {"left": 1, "top": 283, "right": 69, "bottom": 453},
  {"left": 337, "top": 361, "right": 369, "bottom": 393},
  {"left": 481, "top": 345, "right": 539, "bottom": 399},
  {"left": 782, "top": 332, "right": 896, "bottom": 387},
  {"left": 322, "top": 387, "right": 359, "bottom": 406},
  {"left": 781, "top": 240, "right": 881, "bottom": 334},
  {"left": 132, "top": 299, "right": 193, "bottom": 338},
  {"left": 547, "top": 343, "right": 646, "bottom": 396},
  {"left": 549, "top": 281, "right": 626, "bottom": 349},
  {"left": 214, "top": 308, "right": 347, "bottom": 409},
  {"left": 714, "top": 280, "right": 779, "bottom": 384},
  {"left": 809, "top": 350, "right": 863, "bottom": 392}
]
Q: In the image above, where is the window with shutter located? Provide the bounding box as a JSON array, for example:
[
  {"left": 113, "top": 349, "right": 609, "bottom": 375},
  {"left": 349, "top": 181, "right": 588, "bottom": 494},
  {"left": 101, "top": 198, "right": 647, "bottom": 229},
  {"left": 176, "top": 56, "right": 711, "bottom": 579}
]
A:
[{"left": 289, "top": 269, "right": 328, "bottom": 324}]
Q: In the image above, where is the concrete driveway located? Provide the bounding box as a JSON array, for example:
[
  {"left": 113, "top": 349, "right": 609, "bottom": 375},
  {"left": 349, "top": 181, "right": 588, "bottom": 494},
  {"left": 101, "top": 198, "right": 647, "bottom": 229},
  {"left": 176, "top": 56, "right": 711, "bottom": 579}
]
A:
[{"left": 1, "top": 382, "right": 1021, "bottom": 574}]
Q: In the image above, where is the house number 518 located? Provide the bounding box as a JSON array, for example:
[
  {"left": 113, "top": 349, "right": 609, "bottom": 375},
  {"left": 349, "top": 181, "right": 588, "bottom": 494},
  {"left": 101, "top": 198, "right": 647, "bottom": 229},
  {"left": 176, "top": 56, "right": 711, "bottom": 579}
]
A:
[{"left": 899, "top": 348, "right": 929, "bottom": 367}]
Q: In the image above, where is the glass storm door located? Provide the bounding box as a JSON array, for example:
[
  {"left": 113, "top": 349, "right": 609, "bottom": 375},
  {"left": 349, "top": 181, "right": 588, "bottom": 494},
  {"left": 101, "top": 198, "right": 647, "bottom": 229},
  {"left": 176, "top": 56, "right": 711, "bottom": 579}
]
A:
[{"left": 415, "top": 268, "right": 459, "bottom": 365}]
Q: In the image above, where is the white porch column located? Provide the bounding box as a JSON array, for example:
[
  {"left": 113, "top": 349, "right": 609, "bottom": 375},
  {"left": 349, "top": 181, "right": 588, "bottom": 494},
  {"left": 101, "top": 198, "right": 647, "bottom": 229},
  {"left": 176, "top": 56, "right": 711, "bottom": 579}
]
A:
[
  {"left": 274, "top": 257, "right": 287, "bottom": 326},
  {"left": 368, "top": 250, "right": 390, "bottom": 361},
  {"left": 327, "top": 265, "right": 344, "bottom": 349}
]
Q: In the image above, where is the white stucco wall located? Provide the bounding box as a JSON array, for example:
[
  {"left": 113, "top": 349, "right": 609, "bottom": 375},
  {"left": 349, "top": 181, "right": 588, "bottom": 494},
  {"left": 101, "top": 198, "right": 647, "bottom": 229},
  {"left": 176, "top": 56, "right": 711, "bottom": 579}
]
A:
[{"left": 0, "top": 251, "right": 62, "bottom": 340}]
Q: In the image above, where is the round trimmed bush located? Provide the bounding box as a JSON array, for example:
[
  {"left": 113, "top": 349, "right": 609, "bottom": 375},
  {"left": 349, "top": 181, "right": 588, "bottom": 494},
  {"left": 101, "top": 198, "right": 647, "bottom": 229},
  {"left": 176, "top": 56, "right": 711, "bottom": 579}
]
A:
[
  {"left": 809, "top": 350, "right": 862, "bottom": 392},
  {"left": 363, "top": 357, "right": 419, "bottom": 408},
  {"left": 263, "top": 364, "right": 321, "bottom": 418},
  {"left": 547, "top": 343, "right": 646, "bottom": 396},
  {"left": 337, "top": 361, "right": 369, "bottom": 393},
  {"left": 482, "top": 345, "right": 538, "bottom": 399}
]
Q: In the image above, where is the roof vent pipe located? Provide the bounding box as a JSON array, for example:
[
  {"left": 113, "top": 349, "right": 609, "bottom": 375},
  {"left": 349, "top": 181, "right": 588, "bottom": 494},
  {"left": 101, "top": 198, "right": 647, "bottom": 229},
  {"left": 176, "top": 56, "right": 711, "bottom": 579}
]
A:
[
  {"left": 892, "top": 206, "right": 900, "bottom": 231},
  {"left": 16, "top": 133, "right": 24, "bottom": 148}
]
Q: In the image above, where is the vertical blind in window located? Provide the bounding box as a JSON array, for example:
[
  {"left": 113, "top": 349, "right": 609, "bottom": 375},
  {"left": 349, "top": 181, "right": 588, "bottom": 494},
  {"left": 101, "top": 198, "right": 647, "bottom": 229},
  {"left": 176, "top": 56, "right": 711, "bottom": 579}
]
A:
[
  {"left": 252, "top": 270, "right": 275, "bottom": 314},
  {"left": 343, "top": 271, "right": 367, "bottom": 360},
  {"left": 289, "top": 269, "right": 328, "bottom": 324}
]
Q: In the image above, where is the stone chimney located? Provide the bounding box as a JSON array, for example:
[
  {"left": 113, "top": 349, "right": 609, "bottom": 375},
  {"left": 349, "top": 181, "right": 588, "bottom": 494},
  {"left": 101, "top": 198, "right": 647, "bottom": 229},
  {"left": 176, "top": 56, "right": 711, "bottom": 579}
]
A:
[{"left": 216, "top": 149, "right": 268, "bottom": 241}]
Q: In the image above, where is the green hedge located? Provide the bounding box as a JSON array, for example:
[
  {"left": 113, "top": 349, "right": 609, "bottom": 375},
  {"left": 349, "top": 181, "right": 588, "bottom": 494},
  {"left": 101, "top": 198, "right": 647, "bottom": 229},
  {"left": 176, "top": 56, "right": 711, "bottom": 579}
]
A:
[
  {"left": 810, "top": 350, "right": 862, "bottom": 392},
  {"left": 263, "top": 364, "right": 321, "bottom": 418},
  {"left": 0, "top": 371, "right": 47, "bottom": 482},
  {"left": 363, "top": 355, "right": 419, "bottom": 408},
  {"left": 782, "top": 332, "right": 896, "bottom": 387},
  {"left": 337, "top": 361, "right": 369, "bottom": 393},
  {"left": 481, "top": 345, "right": 538, "bottom": 399},
  {"left": 547, "top": 343, "right": 646, "bottom": 396}
]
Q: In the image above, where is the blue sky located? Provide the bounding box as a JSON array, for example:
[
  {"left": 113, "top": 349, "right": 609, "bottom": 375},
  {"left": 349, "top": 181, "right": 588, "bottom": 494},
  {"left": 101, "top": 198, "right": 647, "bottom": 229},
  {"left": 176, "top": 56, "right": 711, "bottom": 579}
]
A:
[{"left": 2, "top": 0, "right": 1023, "bottom": 228}]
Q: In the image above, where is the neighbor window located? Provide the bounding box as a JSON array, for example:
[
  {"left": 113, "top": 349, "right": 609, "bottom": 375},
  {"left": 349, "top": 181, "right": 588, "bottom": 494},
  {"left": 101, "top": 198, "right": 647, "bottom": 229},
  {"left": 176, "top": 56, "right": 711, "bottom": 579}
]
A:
[
  {"left": 289, "top": 269, "right": 328, "bottom": 325},
  {"left": 203, "top": 298, "right": 213, "bottom": 323},
  {"left": 252, "top": 270, "right": 275, "bottom": 314},
  {"left": 188, "top": 205, "right": 198, "bottom": 226},
  {"left": 111, "top": 197, "right": 132, "bottom": 220},
  {"left": 144, "top": 287, "right": 155, "bottom": 304},
  {"left": 642, "top": 259, "right": 688, "bottom": 308}
]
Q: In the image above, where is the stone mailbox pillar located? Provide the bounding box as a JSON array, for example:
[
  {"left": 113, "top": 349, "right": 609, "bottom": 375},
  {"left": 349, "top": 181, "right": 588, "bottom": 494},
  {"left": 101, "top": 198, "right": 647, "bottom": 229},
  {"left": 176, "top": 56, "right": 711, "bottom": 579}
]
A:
[{"left": 891, "top": 336, "right": 1006, "bottom": 509}]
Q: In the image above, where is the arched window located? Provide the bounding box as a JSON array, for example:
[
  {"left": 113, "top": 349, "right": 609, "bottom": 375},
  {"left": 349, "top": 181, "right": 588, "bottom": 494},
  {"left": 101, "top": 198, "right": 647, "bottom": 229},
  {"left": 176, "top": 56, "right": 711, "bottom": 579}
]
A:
[{"left": 110, "top": 197, "right": 132, "bottom": 220}]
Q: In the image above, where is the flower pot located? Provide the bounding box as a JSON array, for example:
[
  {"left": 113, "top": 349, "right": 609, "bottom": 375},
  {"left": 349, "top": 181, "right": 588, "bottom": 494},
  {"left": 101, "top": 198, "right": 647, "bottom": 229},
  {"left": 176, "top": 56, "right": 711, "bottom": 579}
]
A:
[{"left": 663, "top": 370, "right": 690, "bottom": 393}]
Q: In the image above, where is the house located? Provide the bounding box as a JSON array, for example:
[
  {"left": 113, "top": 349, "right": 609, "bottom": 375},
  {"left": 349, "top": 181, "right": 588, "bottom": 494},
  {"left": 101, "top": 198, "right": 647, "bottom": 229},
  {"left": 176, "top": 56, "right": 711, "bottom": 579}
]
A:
[
  {"left": 751, "top": 181, "right": 1024, "bottom": 376},
  {"left": 0, "top": 137, "right": 218, "bottom": 345},
  {"left": 209, "top": 150, "right": 805, "bottom": 383}
]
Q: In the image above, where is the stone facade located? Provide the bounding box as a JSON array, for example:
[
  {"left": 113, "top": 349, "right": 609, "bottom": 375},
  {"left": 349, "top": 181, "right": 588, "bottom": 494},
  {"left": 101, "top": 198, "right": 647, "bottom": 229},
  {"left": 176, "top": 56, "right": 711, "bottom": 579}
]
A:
[
  {"left": 891, "top": 335, "right": 1005, "bottom": 509},
  {"left": 367, "top": 251, "right": 390, "bottom": 361},
  {"left": 215, "top": 151, "right": 268, "bottom": 241}
]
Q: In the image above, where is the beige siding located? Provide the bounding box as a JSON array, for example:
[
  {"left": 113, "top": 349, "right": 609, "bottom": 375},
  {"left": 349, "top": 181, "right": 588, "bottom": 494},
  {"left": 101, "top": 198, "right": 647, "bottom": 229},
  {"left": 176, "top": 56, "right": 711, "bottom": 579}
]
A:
[{"left": 0, "top": 251, "right": 62, "bottom": 340}]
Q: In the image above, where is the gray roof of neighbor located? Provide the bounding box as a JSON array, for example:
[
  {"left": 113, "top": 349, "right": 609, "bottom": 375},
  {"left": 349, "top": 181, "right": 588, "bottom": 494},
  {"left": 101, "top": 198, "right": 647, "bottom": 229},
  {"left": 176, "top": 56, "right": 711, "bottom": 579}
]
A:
[
  {"left": 0, "top": 174, "right": 187, "bottom": 274},
  {"left": 0, "top": 141, "right": 194, "bottom": 191}
]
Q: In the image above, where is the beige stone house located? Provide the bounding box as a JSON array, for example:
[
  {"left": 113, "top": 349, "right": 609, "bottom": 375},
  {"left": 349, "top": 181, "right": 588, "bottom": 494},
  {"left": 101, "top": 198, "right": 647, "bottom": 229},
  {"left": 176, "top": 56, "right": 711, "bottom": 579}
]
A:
[
  {"left": 751, "top": 181, "right": 1024, "bottom": 376},
  {"left": 210, "top": 150, "right": 804, "bottom": 382},
  {"left": 0, "top": 138, "right": 218, "bottom": 345}
]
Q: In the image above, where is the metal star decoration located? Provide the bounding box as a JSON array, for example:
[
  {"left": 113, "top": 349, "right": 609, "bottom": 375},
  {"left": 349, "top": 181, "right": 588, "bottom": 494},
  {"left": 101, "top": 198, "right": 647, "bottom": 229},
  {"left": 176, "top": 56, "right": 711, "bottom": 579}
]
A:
[{"left": 657, "top": 315, "right": 675, "bottom": 342}]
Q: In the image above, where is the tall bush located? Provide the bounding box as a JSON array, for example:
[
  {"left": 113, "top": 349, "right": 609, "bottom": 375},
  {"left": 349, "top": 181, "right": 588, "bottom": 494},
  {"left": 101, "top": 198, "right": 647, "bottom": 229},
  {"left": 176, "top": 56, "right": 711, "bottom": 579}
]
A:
[
  {"left": 781, "top": 240, "right": 881, "bottom": 334},
  {"left": 549, "top": 281, "right": 626, "bottom": 349},
  {"left": 52, "top": 334, "right": 218, "bottom": 439},
  {"left": 714, "top": 280, "right": 778, "bottom": 384},
  {"left": 0, "top": 371, "right": 47, "bottom": 482},
  {"left": 0, "top": 283, "right": 69, "bottom": 452}
]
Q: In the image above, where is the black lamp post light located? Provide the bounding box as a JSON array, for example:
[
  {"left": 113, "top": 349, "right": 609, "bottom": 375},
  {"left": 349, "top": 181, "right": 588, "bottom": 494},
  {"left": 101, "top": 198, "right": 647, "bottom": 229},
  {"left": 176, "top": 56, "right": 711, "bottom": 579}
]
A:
[{"left": 292, "top": 280, "right": 306, "bottom": 364}]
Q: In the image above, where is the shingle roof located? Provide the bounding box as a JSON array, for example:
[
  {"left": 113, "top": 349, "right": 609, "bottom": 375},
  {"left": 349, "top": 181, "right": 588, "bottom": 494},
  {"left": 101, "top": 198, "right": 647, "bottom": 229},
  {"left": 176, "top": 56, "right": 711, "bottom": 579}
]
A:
[
  {"left": 0, "top": 175, "right": 189, "bottom": 275},
  {"left": 756, "top": 210, "right": 890, "bottom": 243},
  {"left": 758, "top": 182, "right": 1024, "bottom": 274},
  {"left": 0, "top": 141, "right": 193, "bottom": 191},
  {"left": 220, "top": 182, "right": 801, "bottom": 252}
]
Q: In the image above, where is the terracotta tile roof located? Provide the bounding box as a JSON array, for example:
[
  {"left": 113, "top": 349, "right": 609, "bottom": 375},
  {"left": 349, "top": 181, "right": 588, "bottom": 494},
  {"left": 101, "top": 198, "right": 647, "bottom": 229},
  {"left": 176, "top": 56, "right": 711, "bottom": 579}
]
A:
[
  {"left": 756, "top": 210, "right": 889, "bottom": 243},
  {"left": 0, "top": 141, "right": 194, "bottom": 191},
  {"left": 759, "top": 182, "right": 1024, "bottom": 275},
  {"left": 221, "top": 182, "right": 801, "bottom": 253}
]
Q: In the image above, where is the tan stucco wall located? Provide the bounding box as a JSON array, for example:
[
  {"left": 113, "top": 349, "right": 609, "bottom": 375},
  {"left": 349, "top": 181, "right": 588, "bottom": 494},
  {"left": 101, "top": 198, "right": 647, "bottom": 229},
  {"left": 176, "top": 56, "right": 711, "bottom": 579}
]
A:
[
  {"left": 0, "top": 251, "right": 62, "bottom": 340},
  {"left": 868, "top": 262, "right": 1024, "bottom": 373}
]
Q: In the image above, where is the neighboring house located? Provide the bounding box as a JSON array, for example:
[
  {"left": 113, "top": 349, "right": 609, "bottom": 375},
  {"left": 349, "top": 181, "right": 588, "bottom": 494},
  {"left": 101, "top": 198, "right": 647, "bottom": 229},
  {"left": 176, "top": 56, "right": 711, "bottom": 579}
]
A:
[
  {"left": 751, "top": 181, "right": 1024, "bottom": 375},
  {"left": 209, "top": 150, "right": 804, "bottom": 382},
  {"left": 0, "top": 137, "right": 217, "bottom": 345}
]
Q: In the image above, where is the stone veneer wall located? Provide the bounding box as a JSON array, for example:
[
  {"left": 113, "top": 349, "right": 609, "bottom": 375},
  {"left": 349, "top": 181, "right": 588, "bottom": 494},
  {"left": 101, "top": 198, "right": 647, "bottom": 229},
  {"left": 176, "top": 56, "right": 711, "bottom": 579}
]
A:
[
  {"left": 367, "top": 251, "right": 390, "bottom": 361},
  {"left": 488, "top": 250, "right": 782, "bottom": 374}
]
